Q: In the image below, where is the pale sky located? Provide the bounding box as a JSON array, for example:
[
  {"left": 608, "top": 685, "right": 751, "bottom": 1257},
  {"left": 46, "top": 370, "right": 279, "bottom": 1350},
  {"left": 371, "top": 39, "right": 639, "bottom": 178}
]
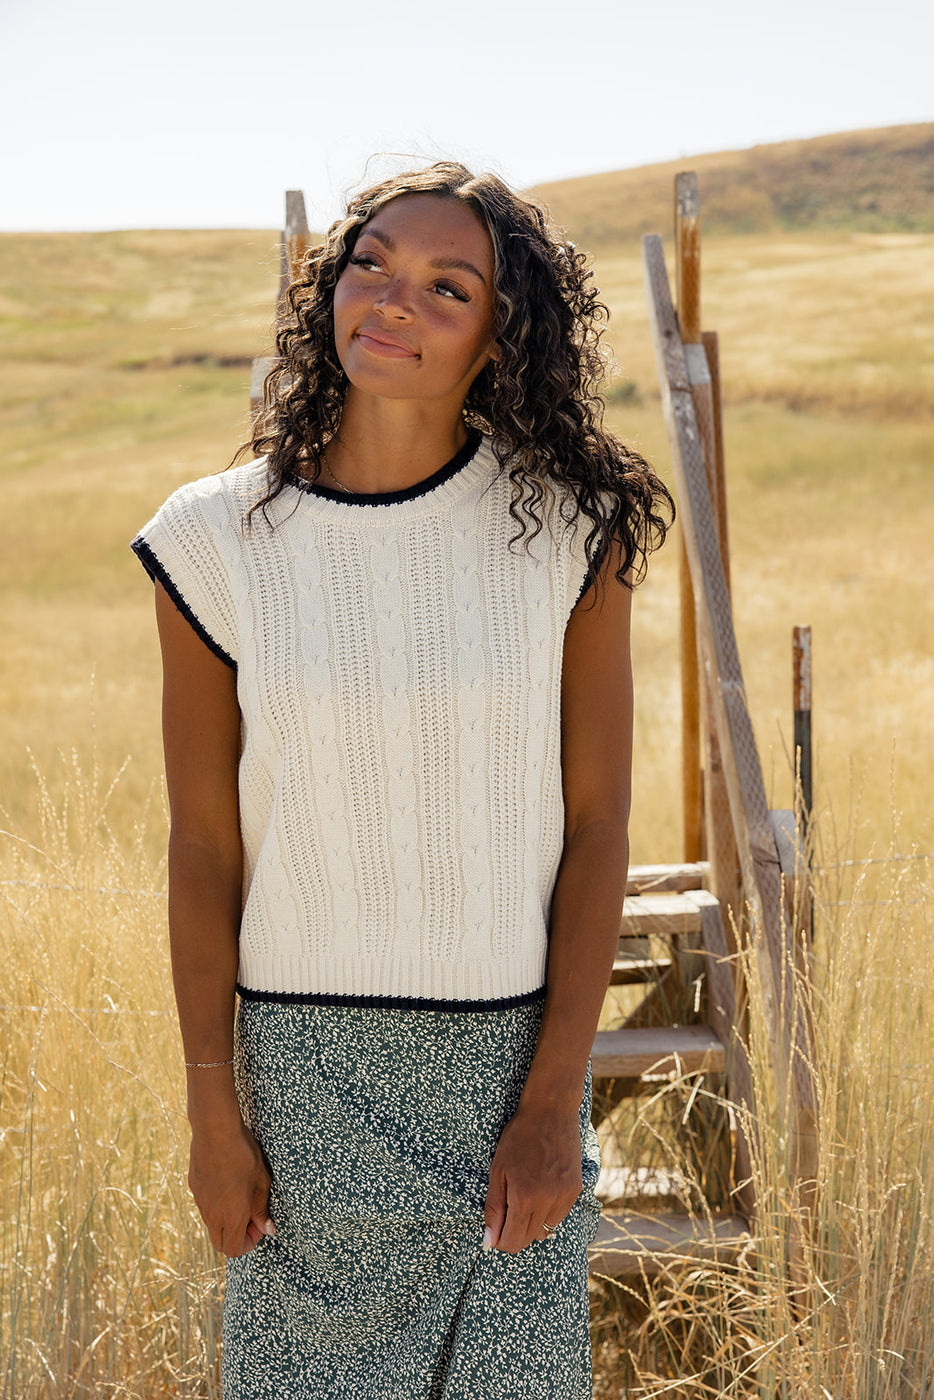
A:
[{"left": 2, "top": 0, "right": 931, "bottom": 232}]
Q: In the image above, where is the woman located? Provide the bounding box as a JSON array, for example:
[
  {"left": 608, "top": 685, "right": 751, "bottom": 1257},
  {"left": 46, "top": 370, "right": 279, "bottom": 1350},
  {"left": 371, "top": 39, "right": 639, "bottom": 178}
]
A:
[{"left": 133, "top": 162, "right": 672, "bottom": 1399}]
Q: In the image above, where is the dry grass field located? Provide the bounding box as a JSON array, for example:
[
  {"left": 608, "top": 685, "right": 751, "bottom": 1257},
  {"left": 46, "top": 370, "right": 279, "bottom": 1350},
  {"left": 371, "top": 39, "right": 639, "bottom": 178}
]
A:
[
  {"left": 2, "top": 133, "right": 933, "bottom": 1396},
  {"left": 533, "top": 122, "right": 934, "bottom": 245}
]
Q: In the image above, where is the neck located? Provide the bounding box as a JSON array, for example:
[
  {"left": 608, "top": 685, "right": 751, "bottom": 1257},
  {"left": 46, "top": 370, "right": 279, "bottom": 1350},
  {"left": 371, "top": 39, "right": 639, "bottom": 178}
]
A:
[{"left": 323, "top": 392, "right": 469, "bottom": 495}]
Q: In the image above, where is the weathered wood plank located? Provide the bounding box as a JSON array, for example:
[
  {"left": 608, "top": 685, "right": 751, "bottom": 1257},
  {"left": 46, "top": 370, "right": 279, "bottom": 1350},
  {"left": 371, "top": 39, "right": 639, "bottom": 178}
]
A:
[
  {"left": 642, "top": 231, "right": 818, "bottom": 1181},
  {"left": 284, "top": 188, "right": 310, "bottom": 279},
  {"left": 626, "top": 862, "right": 708, "bottom": 893},
  {"left": 702, "top": 329, "right": 731, "bottom": 594},
  {"left": 686, "top": 308, "right": 741, "bottom": 939},
  {"left": 675, "top": 173, "right": 703, "bottom": 865},
  {"left": 644, "top": 237, "right": 778, "bottom": 1025},
  {"left": 609, "top": 956, "right": 673, "bottom": 986},
  {"left": 592, "top": 1024, "right": 725, "bottom": 1079},
  {"left": 275, "top": 232, "right": 291, "bottom": 320},
  {"left": 620, "top": 889, "right": 718, "bottom": 939},
  {"left": 596, "top": 1165, "right": 687, "bottom": 1206},
  {"left": 680, "top": 536, "right": 703, "bottom": 863},
  {"left": 275, "top": 190, "right": 312, "bottom": 318},
  {"left": 590, "top": 1211, "right": 750, "bottom": 1278},
  {"left": 700, "top": 901, "right": 755, "bottom": 1220}
]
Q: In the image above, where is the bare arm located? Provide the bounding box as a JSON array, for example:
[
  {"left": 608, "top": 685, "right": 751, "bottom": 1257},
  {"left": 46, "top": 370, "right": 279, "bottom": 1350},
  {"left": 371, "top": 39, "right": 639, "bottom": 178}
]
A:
[
  {"left": 155, "top": 581, "right": 273, "bottom": 1256},
  {"left": 485, "top": 548, "right": 632, "bottom": 1253}
]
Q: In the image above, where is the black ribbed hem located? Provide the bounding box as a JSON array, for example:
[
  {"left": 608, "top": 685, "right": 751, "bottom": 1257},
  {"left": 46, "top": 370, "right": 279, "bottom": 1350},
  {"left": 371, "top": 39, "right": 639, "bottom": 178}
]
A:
[
  {"left": 131, "top": 536, "right": 237, "bottom": 671},
  {"left": 235, "top": 982, "right": 546, "bottom": 1013},
  {"left": 283, "top": 431, "right": 482, "bottom": 505}
]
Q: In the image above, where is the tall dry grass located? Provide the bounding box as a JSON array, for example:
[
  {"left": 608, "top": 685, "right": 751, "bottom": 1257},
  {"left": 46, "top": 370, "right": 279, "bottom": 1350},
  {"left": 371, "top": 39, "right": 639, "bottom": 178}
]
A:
[
  {"left": 590, "top": 827, "right": 934, "bottom": 1398},
  {"left": 0, "top": 757, "right": 223, "bottom": 1398},
  {"left": 3, "top": 761, "right": 933, "bottom": 1396},
  {"left": 2, "top": 200, "right": 933, "bottom": 1395}
]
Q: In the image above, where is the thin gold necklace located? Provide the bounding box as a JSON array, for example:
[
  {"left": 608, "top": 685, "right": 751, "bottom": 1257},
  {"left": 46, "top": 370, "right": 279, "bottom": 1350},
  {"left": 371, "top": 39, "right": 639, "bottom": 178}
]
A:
[{"left": 323, "top": 460, "right": 355, "bottom": 495}]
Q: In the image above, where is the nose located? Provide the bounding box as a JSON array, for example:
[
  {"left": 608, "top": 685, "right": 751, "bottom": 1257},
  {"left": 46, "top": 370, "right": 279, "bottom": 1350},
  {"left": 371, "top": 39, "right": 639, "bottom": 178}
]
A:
[{"left": 374, "top": 274, "right": 413, "bottom": 320}]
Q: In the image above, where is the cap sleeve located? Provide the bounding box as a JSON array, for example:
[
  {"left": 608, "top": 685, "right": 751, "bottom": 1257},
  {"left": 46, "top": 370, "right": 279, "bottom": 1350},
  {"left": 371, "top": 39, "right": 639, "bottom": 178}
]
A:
[{"left": 131, "top": 474, "right": 243, "bottom": 670}]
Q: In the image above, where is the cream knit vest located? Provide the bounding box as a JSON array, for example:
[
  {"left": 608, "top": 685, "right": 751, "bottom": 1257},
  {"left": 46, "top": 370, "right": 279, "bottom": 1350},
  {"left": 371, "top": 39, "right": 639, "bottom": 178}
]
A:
[{"left": 133, "top": 436, "right": 593, "bottom": 1009}]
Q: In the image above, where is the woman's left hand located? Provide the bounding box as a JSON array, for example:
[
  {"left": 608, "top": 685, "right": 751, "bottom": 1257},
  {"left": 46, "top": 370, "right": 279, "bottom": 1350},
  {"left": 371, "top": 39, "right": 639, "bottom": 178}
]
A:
[{"left": 483, "top": 1100, "right": 583, "bottom": 1253}]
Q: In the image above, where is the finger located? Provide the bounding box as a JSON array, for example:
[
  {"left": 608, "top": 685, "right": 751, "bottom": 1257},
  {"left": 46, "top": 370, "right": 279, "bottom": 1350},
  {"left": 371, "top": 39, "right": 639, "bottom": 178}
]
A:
[
  {"left": 248, "top": 1213, "right": 276, "bottom": 1243},
  {"left": 251, "top": 1183, "right": 276, "bottom": 1239},
  {"left": 535, "top": 1182, "right": 582, "bottom": 1242},
  {"left": 483, "top": 1169, "right": 507, "bottom": 1251},
  {"left": 218, "top": 1212, "right": 256, "bottom": 1258},
  {"left": 533, "top": 1210, "right": 562, "bottom": 1244},
  {"left": 497, "top": 1204, "right": 536, "bottom": 1255}
]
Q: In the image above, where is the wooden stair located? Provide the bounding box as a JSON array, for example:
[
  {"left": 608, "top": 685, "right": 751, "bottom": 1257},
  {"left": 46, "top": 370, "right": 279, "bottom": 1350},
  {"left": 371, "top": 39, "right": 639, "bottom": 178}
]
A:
[
  {"left": 590, "top": 1211, "right": 751, "bottom": 1279},
  {"left": 583, "top": 177, "right": 818, "bottom": 1306},
  {"left": 592, "top": 1023, "right": 724, "bottom": 1080},
  {"left": 588, "top": 862, "right": 751, "bottom": 1278}
]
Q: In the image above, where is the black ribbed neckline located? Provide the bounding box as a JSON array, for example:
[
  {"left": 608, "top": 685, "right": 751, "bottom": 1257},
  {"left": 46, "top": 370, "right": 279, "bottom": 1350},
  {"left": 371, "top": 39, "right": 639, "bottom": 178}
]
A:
[{"left": 284, "top": 431, "right": 482, "bottom": 506}]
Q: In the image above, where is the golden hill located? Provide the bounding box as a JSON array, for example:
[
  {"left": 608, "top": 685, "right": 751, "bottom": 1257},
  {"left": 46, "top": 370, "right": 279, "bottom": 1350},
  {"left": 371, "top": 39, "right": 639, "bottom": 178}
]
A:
[{"left": 531, "top": 122, "right": 934, "bottom": 245}]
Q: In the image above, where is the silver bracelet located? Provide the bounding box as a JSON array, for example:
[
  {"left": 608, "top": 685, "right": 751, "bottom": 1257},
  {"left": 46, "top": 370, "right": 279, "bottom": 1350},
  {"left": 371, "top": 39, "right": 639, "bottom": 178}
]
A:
[{"left": 184, "top": 1057, "right": 234, "bottom": 1069}]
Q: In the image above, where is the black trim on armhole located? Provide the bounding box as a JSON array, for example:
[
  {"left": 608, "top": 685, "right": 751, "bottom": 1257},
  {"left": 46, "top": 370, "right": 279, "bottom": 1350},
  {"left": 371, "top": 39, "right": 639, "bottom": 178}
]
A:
[
  {"left": 572, "top": 533, "right": 610, "bottom": 611},
  {"left": 131, "top": 536, "right": 237, "bottom": 672}
]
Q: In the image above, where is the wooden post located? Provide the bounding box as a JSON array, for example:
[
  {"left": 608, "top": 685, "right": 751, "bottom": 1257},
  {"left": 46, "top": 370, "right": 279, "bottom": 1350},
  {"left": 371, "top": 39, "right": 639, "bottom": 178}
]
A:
[
  {"left": 701, "top": 330, "right": 731, "bottom": 596},
  {"left": 793, "top": 625, "right": 814, "bottom": 944},
  {"left": 276, "top": 189, "right": 311, "bottom": 320},
  {"left": 249, "top": 355, "right": 276, "bottom": 420},
  {"left": 793, "top": 627, "right": 813, "bottom": 829},
  {"left": 274, "top": 233, "right": 290, "bottom": 323},
  {"left": 675, "top": 174, "right": 701, "bottom": 344},
  {"left": 675, "top": 174, "right": 703, "bottom": 864},
  {"left": 282, "top": 190, "right": 310, "bottom": 294},
  {"left": 253, "top": 190, "right": 311, "bottom": 421}
]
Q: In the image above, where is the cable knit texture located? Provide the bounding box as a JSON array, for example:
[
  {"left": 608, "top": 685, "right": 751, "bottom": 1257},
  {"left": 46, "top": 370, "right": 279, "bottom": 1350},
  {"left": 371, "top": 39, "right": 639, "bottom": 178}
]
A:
[{"left": 132, "top": 437, "right": 593, "bottom": 1008}]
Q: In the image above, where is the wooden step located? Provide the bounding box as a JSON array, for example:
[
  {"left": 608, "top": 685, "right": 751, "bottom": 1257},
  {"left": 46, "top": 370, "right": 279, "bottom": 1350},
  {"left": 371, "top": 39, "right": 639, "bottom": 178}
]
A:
[
  {"left": 591, "top": 1024, "right": 725, "bottom": 1080},
  {"left": 620, "top": 888, "right": 718, "bottom": 939},
  {"left": 589, "top": 1211, "right": 751, "bottom": 1278},
  {"left": 626, "top": 862, "right": 709, "bottom": 894},
  {"left": 596, "top": 1164, "right": 687, "bottom": 1207},
  {"left": 608, "top": 955, "right": 673, "bottom": 986}
]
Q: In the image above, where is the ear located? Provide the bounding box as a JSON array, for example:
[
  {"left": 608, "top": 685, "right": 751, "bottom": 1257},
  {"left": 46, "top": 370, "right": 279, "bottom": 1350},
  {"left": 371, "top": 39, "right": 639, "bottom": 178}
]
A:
[{"left": 487, "top": 340, "right": 501, "bottom": 364}]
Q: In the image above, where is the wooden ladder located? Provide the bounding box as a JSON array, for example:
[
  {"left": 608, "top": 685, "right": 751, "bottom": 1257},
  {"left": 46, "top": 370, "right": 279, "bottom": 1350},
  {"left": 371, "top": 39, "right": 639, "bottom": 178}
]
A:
[
  {"left": 586, "top": 172, "right": 817, "bottom": 1281},
  {"left": 587, "top": 862, "right": 752, "bottom": 1278}
]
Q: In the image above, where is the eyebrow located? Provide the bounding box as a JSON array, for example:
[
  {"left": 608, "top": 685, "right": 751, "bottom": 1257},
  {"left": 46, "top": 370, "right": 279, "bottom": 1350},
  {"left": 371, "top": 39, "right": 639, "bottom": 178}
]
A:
[{"left": 360, "top": 226, "right": 489, "bottom": 285}]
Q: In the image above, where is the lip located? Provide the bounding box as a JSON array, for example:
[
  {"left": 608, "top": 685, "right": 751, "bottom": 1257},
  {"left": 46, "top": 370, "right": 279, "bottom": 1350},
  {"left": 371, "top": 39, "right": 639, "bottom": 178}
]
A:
[{"left": 354, "top": 328, "right": 418, "bottom": 358}]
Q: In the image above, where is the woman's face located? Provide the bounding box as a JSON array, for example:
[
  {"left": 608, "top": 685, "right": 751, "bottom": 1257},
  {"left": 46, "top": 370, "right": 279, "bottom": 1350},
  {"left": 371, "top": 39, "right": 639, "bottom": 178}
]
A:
[{"left": 332, "top": 193, "right": 498, "bottom": 412}]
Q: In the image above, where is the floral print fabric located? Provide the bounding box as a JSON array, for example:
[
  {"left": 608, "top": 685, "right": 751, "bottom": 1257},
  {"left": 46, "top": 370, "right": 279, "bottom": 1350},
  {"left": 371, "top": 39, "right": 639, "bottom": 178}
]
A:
[{"left": 223, "top": 997, "right": 601, "bottom": 1398}]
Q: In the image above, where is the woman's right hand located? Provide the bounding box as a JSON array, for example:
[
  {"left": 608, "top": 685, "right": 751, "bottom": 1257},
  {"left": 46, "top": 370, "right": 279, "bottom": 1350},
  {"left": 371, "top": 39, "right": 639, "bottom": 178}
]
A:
[{"left": 188, "top": 1112, "right": 275, "bottom": 1257}]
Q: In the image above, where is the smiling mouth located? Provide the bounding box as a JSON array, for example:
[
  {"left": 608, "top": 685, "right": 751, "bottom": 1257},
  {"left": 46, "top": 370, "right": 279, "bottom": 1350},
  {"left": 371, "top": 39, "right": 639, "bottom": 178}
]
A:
[{"left": 355, "top": 330, "right": 418, "bottom": 358}]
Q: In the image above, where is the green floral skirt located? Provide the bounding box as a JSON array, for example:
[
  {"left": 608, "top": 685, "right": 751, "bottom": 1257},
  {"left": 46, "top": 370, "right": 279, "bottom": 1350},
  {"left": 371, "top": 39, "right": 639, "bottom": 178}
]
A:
[{"left": 223, "top": 996, "right": 601, "bottom": 1399}]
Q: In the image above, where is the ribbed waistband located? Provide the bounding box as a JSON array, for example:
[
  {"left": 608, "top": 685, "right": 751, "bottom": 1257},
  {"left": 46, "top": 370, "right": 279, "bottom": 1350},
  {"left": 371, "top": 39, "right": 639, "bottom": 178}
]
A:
[{"left": 235, "top": 948, "right": 548, "bottom": 1011}]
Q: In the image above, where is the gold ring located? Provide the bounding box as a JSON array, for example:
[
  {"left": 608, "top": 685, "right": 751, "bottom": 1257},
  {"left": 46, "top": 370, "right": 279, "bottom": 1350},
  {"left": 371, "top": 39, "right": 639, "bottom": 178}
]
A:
[{"left": 542, "top": 1221, "right": 556, "bottom": 1234}]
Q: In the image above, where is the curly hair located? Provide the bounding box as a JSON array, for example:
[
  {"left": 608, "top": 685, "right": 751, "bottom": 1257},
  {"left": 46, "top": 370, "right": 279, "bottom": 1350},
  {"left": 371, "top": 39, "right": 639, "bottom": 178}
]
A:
[{"left": 241, "top": 161, "right": 673, "bottom": 587}]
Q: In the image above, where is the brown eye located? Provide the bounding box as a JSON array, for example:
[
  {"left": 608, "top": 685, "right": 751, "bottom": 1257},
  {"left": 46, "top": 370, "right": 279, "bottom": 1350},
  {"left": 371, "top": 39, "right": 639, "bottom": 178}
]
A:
[{"left": 434, "top": 280, "right": 469, "bottom": 302}]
